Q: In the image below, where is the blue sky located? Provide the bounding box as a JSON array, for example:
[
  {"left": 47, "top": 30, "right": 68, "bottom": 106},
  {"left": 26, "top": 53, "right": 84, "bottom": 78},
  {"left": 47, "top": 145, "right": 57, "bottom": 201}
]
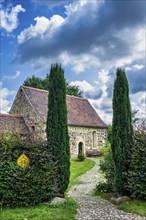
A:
[{"left": 0, "top": 0, "right": 145, "bottom": 123}]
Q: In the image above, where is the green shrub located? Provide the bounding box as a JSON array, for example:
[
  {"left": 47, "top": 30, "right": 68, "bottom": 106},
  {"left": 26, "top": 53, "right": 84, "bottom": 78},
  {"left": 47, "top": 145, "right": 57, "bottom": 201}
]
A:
[
  {"left": 96, "top": 182, "right": 112, "bottom": 193},
  {"left": 0, "top": 133, "right": 57, "bottom": 207},
  {"left": 99, "top": 142, "right": 115, "bottom": 188},
  {"left": 77, "top": 153, "right": 85, "bottom": 161},
  {"left": 128, "top": 138, "right": 146, "bottom": 199}
]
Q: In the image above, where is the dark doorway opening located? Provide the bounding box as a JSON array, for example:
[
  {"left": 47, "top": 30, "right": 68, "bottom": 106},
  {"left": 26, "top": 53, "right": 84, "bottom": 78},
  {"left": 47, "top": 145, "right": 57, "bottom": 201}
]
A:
[{"left": 78, "top": 142, "right": 83, "bottom": 155}]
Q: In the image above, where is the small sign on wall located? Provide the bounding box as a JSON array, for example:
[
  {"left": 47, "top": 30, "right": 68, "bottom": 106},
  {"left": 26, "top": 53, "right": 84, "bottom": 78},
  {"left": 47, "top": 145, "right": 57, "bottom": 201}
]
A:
[{"left": 17, "top": 153, "right": 30, "bottom": 169}]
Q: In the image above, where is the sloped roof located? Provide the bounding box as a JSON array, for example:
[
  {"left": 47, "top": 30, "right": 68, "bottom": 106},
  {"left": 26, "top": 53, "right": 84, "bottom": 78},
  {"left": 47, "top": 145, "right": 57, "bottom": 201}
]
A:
[
  {"left": 0, "top": 114, "right": 31, "bottom": 135},
  {"left": 22, "top": 86, "right": 107, "bottom": 128}
]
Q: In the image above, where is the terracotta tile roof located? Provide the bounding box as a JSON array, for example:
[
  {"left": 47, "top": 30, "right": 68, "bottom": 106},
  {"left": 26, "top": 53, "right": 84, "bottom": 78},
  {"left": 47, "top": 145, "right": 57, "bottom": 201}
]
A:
[
  {"left": 0, "top": 114, "right": 31, "bottom": 135},
  {"left": 22, "top": 86, "right": 107, "bottom": 128}
]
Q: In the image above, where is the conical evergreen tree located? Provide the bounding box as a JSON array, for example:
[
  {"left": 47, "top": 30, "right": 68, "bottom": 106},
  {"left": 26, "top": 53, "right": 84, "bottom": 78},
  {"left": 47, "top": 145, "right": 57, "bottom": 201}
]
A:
[
  {"left": 46, "top": 64, "right": 70, "bottom": 196},
  {"left": 112, "top": 68, "right": 133, "bottom": 195}
]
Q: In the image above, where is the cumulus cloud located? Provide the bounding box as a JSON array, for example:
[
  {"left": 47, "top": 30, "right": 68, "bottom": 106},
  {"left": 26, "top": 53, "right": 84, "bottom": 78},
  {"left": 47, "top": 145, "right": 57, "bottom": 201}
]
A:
[
  {"left": 0, "top": 82, "right": 16, "bottom": 113},
  {"left": 59, "top": 52, "right": 100, "bottom": 73},
  {"left": 0, "top": 4, "right": 25, "bottom": 32},
  {"left": 14, "top": 0, "right": 145, "bottom": 74},
  {"left": 70, "top": 80, "right": 102, "bottom": 100},
  {"left": 70, "top": 69, "right": 113, "bottom": 100},
  {"left": 130, "top": 92, "right": 146, "bottom": 118},
  {"left": 18, "top": 15, "right": 64, "bottom": 44}
]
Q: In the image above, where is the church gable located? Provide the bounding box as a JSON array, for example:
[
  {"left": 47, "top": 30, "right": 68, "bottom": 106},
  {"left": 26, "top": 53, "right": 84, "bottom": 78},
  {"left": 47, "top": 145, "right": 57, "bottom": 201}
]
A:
[{"left": 10, "top": 87, "right": 45, "bottom": 139}]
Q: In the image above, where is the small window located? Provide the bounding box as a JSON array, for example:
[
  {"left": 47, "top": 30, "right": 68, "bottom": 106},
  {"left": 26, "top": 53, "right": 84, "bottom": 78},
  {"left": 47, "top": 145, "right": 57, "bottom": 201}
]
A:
[{"left": 93, "top": 131, "right": 97, "bottom": 148}]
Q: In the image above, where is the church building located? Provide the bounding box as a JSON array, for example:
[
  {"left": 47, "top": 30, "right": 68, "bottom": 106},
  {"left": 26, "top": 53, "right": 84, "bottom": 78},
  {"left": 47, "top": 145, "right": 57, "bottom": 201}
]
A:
[{"left": 0, "top": 86, "right": 107, "bottom": 156}]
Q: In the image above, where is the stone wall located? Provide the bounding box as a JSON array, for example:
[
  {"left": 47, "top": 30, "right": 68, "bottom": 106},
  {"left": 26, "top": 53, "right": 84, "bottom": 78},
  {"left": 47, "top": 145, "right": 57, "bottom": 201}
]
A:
[
  {"left": 68, "top": 125, "right": 107, "bottom": 156},
  {"left": 10, "top": 88, "right": 45, "bottom": 140}
]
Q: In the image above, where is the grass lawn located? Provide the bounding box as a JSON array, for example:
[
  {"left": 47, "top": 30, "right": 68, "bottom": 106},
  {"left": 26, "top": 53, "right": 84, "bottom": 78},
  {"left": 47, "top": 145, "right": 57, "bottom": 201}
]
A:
[
  {"left": 118, "top": 200, "right": 146, "bottom": 217},
  {"left": 68, "top": 158, "right": 95, "bottom": 189},
  {"left": 0, "top": 198, "right": 77, "bottom": 220},
  {"left": 0, "top": 158, "right": 95, "bottom": 220},
  {"left": 95, "top": 190, "right": 146, "bottom": 217}
]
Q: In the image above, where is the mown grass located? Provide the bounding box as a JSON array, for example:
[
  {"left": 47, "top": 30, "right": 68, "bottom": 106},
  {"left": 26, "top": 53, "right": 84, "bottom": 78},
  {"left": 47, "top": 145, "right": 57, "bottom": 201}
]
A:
[
  {"left": 118, "top": 200, "right": 146, "bottom": 217},
  {"left": 0, "top": 158, "right": 95, "bottom": 220},
  {"left": 68, "top": 158, "right": 95, "bottom": 189},
  {"left": 95, "top": 190, "right": 146, "bottom": 217},
  {"left": 0, "top": 198, "right": 77, "bottom": 220}
]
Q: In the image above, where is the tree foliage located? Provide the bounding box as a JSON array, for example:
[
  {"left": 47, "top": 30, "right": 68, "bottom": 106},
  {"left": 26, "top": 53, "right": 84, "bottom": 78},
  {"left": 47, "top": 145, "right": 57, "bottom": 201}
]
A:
[
  {"left": 66, "top": 82, "right": 83, "bottom": 97},
  {"left": 107, "top": 125, "right": 112, "bottom": 143},
  {"left": 128, "top": 118, "right": 146, "bottom": 199},
  {"left": 23, "top": 74, "right": 83, "bottom": 97},
  {"left": 111, "top": 68, "right": 133, "bottom": 195},
  {"left": 46, "top": 64, "right": 70, "bottom": 196}
]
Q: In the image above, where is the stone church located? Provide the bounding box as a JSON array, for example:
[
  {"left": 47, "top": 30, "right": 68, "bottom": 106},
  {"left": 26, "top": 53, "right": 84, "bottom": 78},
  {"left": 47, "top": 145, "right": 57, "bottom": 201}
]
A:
[{"left": 0, "top": 86, "right": 107, "bottom": 156}]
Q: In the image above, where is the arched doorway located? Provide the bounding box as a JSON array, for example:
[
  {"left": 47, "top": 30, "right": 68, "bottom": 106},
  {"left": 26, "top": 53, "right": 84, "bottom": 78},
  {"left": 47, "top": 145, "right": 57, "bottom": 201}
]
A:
[{"left": 78, "top": 142, "right": 84, "bottom": 155}]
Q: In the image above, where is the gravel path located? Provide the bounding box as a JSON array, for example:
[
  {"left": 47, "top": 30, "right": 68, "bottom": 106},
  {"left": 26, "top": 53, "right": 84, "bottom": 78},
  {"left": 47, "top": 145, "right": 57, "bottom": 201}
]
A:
[{"left": 68, "top": 158, "right": 146, "bottom": 220}]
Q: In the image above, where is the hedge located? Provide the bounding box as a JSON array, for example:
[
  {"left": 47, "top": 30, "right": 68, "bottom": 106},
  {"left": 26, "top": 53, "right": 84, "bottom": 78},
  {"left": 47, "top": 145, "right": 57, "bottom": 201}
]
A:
[{"left": 0, "top": 133, "right": 58, "bottom": 207}]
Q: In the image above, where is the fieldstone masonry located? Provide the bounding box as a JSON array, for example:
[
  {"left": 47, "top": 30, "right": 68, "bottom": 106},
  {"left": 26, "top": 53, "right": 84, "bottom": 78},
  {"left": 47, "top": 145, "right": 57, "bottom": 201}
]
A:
[
  {"left": 10, "top": 88, "right": 45, "bottom": 140},
  {"left": 69, "top": 126, "right": 107, "bottom": 156}
]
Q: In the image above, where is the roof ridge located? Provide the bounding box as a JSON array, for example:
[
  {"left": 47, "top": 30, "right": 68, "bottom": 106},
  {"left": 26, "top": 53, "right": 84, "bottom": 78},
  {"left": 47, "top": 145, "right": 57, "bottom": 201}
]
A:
[
  {"left": 22, "top": 85, "right": 86, "bottom": 100},
  {"left": 66, "top": 94, "right": 85, "bottom": 100},
  {"left": 0, "top": 114, "right": 23, "bottom": 118},
  {"left": 22, "top": 85, "right": 48, "bottom": 93}
]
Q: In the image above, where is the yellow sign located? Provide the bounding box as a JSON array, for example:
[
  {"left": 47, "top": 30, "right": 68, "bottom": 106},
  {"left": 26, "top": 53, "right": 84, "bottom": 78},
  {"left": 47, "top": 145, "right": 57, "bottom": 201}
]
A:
[{"left": 17, "top": 153, "right": 30, "bottom": 169}]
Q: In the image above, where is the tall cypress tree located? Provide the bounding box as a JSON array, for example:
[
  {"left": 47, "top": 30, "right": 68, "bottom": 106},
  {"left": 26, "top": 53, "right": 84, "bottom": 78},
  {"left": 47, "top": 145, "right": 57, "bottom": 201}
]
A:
[
  {"left": 46, "top": 64, "right": 70, "bottom": 196},
  {"left": 112, "top": 68, "right": 133, "bottom": 195}
]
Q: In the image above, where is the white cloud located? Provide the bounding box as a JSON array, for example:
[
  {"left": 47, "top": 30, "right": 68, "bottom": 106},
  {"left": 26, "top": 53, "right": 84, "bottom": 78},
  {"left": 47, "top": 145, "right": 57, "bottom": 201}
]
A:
[
  {"left": 0, "top": 4, "right": 25, "bottom": 32},
  {"left": 97, "top": 69, "right": 111, "bottom": 97},
  {"left": 126, "top": 64, "right": 144, "bottom": 72},
  {"left": 70, "top": 69, "right": 113, "bottom": 100},
  {"left": 70, "top": 80, "right": 94, "bottom": 93},
  {"left": 18, "top": 15, "right": 64, "bottom": 44},
  {"left": 3, "top": 71, "right": 21, "bottom": 80},
  {"left": 65, "top": 0, "right": 102, "bottom": 16},
  {"left": 67, "top": 27, "right": 143, "bottom": 75},
  {"left": 59, "top": 52, "right": 100, "bottom": 74},
  {"left": 65, "top": 0, "right": 89, "bottom": 16},
  {"left": 132, "top": 64, "right": 144, "bottom": 71},
  {"left": 130, "top": 92, "right": 146, "bottom": 118},
  {"left": 15, "top": 0, "right": 145, "bottom": 78},
  {"left": 125, "top": 67, "right": 132, "bottom": 72},
  {"left": 0, "top": 82, "right": 16, "bottom": 113},
  {"left": 70, "top": 80, "right": 101, "bottom": 100},
  {"left": 90, "top": 98, "right": 113, "bottom": 125}
]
